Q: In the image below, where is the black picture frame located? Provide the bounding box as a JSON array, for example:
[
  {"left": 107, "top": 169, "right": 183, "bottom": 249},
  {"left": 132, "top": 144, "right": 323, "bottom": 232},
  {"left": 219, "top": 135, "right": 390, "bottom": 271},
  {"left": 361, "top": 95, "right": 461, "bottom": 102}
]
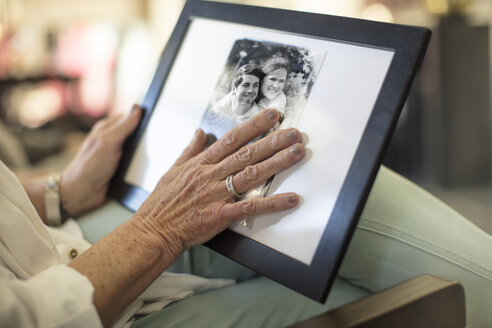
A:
[{"left": 110, "top": 0, "right": 431, "bottom": 302}]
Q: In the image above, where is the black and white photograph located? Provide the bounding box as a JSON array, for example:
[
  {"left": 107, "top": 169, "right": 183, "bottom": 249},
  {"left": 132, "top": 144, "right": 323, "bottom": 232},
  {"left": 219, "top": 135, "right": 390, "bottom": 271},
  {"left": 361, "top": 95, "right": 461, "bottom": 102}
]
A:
[
  {"left": 200, "top": 39, "right": 325, "bottom": 138},
  {"left": 200, "top": 39, "right": 325, "bottom": 212}
]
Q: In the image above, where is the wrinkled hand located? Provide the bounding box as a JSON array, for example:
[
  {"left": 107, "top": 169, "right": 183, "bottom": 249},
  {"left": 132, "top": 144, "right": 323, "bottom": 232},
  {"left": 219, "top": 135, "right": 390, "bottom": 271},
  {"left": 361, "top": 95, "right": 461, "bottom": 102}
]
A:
[
  {"left": 61, "top": 105, "right": 142, "bottom": 216},
  {"left": 132, "top": 108, "right": 305, "bottom": 260}
]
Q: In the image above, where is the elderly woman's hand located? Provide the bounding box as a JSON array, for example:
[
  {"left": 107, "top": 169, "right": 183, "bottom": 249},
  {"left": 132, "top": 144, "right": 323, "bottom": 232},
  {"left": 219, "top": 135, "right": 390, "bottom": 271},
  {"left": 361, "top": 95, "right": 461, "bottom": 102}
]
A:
[
  {"left": 60, "top": 105, "right": 142, "bottom": 217},
  {"left": 68, "top": 108, "right": 304, "bottom": 326},
  {"left": 132, "top": 108, "right": 304, "bottom": 259}
]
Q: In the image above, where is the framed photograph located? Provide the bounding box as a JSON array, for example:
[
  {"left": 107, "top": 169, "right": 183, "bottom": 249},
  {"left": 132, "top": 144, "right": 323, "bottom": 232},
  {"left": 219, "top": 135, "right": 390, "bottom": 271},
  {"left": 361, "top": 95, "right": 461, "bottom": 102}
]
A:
[{"left": 110, "top": 0, "right": 430, "bottom": 302}]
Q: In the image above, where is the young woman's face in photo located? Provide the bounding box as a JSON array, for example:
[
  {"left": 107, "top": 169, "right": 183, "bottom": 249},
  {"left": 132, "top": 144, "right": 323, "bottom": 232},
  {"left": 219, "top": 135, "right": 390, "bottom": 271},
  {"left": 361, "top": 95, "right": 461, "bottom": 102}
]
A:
[{"left": 261, "top": 68, "right": 287, "bottom": 100}]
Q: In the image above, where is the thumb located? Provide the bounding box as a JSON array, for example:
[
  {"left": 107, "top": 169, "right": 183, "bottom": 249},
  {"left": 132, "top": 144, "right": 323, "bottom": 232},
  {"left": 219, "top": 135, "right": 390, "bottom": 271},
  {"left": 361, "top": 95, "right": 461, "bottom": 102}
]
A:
[
  {"left": 113, "top": 104, "right": 143, "bottom": 142},
  {"left": 174, "top": 129, "right": 208, "bottom": 165}
]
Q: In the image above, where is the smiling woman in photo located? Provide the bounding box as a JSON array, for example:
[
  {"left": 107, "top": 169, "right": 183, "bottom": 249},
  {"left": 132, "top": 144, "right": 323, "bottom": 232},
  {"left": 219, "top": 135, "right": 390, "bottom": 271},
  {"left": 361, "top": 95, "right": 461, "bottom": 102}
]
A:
[{"left": 258, "top": 57, "right": 289, "bottom": 115}]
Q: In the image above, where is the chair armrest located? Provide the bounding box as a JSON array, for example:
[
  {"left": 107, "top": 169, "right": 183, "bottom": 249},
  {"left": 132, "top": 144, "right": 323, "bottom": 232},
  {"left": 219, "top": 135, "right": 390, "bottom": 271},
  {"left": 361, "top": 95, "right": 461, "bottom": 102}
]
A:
[{"left": 288, "top": 275, "right": 465, "bottom": 328}]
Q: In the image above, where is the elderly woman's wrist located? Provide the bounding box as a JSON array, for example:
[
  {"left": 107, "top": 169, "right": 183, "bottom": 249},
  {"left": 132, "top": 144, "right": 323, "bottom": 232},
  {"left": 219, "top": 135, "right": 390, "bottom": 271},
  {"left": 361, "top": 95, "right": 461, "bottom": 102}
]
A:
[
  {"left": 59, "top": 171, "right": 80, "bottom": 217},
  {"left": 128, "top": 215, "right": 185, "bottom": 264}
]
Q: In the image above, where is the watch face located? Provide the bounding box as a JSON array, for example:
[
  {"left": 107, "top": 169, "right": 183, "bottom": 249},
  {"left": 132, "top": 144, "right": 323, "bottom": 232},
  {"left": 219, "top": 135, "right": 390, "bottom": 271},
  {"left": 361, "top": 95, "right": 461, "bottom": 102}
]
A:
[{"left": 47, "top": 174, "right": 61, "bottom": 192}]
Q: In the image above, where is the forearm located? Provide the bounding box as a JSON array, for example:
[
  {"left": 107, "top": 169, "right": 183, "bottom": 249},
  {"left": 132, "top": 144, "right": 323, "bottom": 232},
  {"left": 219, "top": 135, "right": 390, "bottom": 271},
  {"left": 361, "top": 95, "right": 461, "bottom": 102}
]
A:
[{"left": 68, "top": 219, "right": 176, "bottom": 327}]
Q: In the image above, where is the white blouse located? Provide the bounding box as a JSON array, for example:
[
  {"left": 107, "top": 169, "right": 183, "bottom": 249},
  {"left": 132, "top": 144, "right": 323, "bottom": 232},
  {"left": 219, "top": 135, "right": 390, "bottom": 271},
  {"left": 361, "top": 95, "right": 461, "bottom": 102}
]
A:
[
  {"left": 0, "top": 160, "right": 101, "bottom": 327},
  {"left": 0, "top": 161, "right": 233, "bottom": 328}
]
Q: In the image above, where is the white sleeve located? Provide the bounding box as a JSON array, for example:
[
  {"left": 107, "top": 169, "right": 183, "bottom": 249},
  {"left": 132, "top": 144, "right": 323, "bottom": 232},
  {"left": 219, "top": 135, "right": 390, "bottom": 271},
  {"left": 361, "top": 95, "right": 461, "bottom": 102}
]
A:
[{"left": 0, "top": 264, "right": 102, "bottom": 328}]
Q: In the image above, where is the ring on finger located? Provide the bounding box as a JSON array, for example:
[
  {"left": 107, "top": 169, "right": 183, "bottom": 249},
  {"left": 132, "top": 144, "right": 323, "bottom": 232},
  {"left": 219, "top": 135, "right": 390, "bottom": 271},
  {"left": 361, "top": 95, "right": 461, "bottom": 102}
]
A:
[{"left": 225, "top": 174, "right": 242, "bottom": 199}]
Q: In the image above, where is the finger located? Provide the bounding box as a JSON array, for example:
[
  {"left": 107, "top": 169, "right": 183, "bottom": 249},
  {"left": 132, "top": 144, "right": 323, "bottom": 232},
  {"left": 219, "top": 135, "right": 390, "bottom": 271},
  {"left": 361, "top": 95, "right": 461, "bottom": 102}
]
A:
[
  {"left": 111, "top": 104, "right": 143, "bottom": 143},
  {"left": 174, "top": 129, "right": 208, "bottom": 165},
  {"left": 91, "top": 115, "right": 120, "bottom": 133},
  {"left": 232, "top": 143, "right": 304, "bottom": 194},
  {"left": 215, "top": 128, "right": 302, "bottom": 179},
  {"left": 199, "top": 108, "right": 280, "bottom": 164},
  {"left": 219, "top": 193, "right": 300, "bottom": 221}
]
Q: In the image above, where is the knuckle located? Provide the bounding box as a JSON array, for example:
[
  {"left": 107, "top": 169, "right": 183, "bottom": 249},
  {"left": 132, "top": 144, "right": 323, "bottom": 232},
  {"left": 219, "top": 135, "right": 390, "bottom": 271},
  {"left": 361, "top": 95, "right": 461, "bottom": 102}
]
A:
[
  {"left": 239, "top": 199, "right": 255, "bottom": 216},
  {"left": 248, "top": 116, "right": 261, "bottom": 131},
  {"left": 273, "top": 156, "right": 284, "bottom": 169},
  {"left": 242, "top": 165, "right": 259, "bottom": 184},
  {"left": 233, "top": 147, "right": 253, "bottom": 164},
  {"left": 267, "top": 197, "right": 278, "bottom": 210},
  {"left": 183, "top": 166, "right": 202, "bottom": 185},
  {"left": 222, "top": 130, "right": 238, "bottom": 146},
  {"left": 192, "top": 166, "right": 206, "bottom": 179},
  {"left": 195, "top": 154, "right": 208, "bottom": 165},
  {"left": 268, "top": 132, "right": 280, "bottom": 149}
]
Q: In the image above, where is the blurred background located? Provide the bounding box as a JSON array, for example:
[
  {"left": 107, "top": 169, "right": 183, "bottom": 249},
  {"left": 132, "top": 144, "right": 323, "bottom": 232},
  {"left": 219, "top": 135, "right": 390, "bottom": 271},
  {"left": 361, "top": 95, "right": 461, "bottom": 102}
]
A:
[{"left": 0, "top": 0, "right": 490, "bottom": 230}]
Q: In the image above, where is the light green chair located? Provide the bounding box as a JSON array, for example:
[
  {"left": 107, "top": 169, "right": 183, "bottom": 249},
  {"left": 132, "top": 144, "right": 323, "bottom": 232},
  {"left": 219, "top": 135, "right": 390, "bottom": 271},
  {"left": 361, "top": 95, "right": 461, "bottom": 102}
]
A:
[{"left": 77, "top": 165, "right": 489, "bottom": 327}]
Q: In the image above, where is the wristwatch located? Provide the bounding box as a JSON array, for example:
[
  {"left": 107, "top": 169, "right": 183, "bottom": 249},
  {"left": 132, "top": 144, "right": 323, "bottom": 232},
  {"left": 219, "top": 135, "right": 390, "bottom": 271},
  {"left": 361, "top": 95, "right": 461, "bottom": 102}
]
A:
[{"left": 44, "top": 174, "right": 67, "bottom": 225}]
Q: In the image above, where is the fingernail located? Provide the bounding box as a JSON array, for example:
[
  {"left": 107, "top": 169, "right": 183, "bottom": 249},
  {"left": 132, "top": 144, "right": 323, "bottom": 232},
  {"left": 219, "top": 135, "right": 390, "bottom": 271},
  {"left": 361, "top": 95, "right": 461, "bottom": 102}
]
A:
[
  {"left": 193, "top": 129, "right": 205, "bottom": 141},
  {"left": 206, "top": 133, "right": 217, "bottom": 147},
  {"left": 289, "top": 144, "right": 302, "bottom": 155},
  {"left": 288, "top": 194, "right": 298, "bottom": 203},
  {"left": 131, "top": 105, "right": 140, "bottom": 115},
  {"left": 287, "top": 130, "right": 299, "bottom": 142},
  {"left": 265, "top": 109, "right": 277, "bottom": 120}
]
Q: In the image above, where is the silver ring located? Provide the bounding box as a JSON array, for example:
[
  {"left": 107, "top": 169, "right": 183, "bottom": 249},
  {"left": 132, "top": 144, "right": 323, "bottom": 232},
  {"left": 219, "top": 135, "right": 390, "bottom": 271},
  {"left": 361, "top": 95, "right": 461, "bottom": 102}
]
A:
[{"left": 225, "top": 175, "right": 241, "bottom": 199}]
